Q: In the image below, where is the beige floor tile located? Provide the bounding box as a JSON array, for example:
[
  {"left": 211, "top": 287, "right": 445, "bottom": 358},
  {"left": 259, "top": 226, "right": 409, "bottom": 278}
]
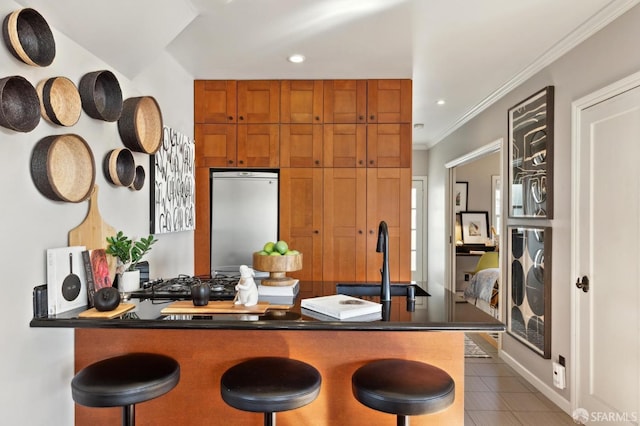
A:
[
  {"left": 465, "top": 376, "right": 492, "bottom": 392},
  {"left": 467, "top": 410, "right": 523, "bottom": 426},
  {"left": 465, "top": 410, "right": 477, "bottom": 425},
  {"left": 465, "top": 391, "right": 512, "bottom": 411},
  {"left": 479, "top": 376, "right": 534, "bottom": 393},
  {"left": 501, "top": 392, "right": 555, "bottom": 411},
  {"left": 533, "top": 392, "right": 564, "bottom": 412},
  {"left": 512, "top": 410, "right": 575, "bottom": 425},
  {"left": 467, "top": 362, "right": 517, "bottom": 377}
]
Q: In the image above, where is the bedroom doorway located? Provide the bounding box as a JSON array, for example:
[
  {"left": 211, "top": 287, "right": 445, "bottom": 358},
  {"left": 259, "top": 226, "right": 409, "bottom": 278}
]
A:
[{"left": 446, "top": 139, "right": 503, "bottom": 345}]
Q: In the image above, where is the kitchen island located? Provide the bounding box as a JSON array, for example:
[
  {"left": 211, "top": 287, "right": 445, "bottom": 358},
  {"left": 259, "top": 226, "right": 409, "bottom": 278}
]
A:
[{"left": 31, "top": 281, "right": 504, "bottom": 425}]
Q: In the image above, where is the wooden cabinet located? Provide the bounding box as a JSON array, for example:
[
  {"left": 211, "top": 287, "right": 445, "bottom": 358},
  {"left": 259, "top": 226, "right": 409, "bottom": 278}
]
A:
[
  {"left": 365, "top": 168, "right": 412, "bottom": 282},
  {"left": 323, "top": 80, "right": 367, "bottom": 123},
  {"left": 279, "top": 168, "right": 323, "bottom": 282},
  {"left": 367, "top": 79, "right": 412, "bottom": 123},
  {"left": 323, "top": 124, "right": 366, "bottom": 167},
  {"left": 194, "top": 80, "right": 237, "bottom": 124},
  {"left": 194, "top": 167, "right": 211, "bottom": 276},
  {"left": 322, "top": 168, "right": 367, "bottom": 281},
  {"left": 280, "top": 124, "right": 323, "bottom": 167},
  {"left": 281, "top": 80, "right": 323, "bottom": 123},
  {"left": 367, "top": 123, "right": 412, "bottom": 167},
  {"left": 195, "top": 124, "right": 237, "bottom": 167},
  {"left": 237, "top": 124, "right": 279, "bottom": 167},
  {"left": 237, "top": 80, "right": 280, "bottom": 123}
]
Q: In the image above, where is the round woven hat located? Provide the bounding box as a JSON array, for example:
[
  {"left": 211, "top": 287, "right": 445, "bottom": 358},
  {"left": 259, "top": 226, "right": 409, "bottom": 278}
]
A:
[
  {"left": 36, "top": 77, "right": 81, "bottom": 126},
  {"left": 103, "top": 148, "right": 135, "bottom": 187},
  {"left": 0, "top": 75, "right": 40, "bottom": 132},
  {"left": 2, "top": 8, "right": 55, "bottom": 67},
  {"left": 30, "top": 134, "right": 96, "bottom": 203},
  {"left": 118, "top": 96, "right": 163, "bottom": 154},
  {"left": 79, "top": 70, "right": 123, "bottom": 122}
]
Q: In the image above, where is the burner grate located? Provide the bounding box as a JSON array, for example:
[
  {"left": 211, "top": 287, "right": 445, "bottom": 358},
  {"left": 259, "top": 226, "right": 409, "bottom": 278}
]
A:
[{"left": 130, "top": 274, "right": 238, "bottom": 300}]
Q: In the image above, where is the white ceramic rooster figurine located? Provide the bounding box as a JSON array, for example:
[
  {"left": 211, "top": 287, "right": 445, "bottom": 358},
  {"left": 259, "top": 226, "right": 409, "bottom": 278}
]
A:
[{"left": 235, "top": 265, "right": 259, "bottom": 306}]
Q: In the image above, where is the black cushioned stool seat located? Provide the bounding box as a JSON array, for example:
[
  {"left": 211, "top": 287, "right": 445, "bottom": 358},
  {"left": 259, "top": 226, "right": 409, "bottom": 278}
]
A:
[
  {"left": 71, "top": 353, "right": 180, "bottom": 426},
  {"left": 352, "top": 359, "right": 455, "bottom": 426},
  {"left": 220, "top": 357, "right": 321, "bottom": 426}
]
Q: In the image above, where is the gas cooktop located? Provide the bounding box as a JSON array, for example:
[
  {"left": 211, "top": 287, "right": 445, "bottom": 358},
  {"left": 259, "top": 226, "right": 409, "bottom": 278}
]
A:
[{"left": 129, "top": 274, "right": 238, "bottom": 301}]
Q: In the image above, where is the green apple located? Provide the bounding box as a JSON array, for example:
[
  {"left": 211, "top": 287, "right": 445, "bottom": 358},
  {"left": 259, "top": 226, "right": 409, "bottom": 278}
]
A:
[
  {"left": 274, "top": 240, "right": 288, "bottom": 254},
  {"left": 263, "top": 242, "right": 275, "bottom": 253}
]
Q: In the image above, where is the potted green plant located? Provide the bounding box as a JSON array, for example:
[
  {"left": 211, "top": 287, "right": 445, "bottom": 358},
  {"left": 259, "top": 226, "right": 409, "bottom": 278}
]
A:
[{"left": 106, "top": 231, "right": 157, "bottom": 295}]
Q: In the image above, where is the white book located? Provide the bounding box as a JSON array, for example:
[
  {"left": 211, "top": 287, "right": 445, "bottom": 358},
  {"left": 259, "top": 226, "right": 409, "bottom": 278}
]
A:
[
  {"left": 257, "top": 280, "right": 299, "bottom": 296},
  {"left": 300, "top": 294, "right": 381, "bottom": 320},
  {"left": 301, "top": 307, "right": 381, "bottom": 322},
  {"left": 46, "top": 246, "right": 88, "bottom": 315}
]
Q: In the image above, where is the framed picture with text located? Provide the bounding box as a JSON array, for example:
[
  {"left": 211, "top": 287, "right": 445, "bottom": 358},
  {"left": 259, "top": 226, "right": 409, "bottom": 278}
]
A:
[{"left": 508, "top": 86, "right": 554, "bottom": 218}]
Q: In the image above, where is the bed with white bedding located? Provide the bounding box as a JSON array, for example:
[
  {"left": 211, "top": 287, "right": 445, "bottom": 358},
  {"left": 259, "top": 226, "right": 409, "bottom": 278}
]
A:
[{"left": 463, "top": 267, "right": 500, "bottom": 318}]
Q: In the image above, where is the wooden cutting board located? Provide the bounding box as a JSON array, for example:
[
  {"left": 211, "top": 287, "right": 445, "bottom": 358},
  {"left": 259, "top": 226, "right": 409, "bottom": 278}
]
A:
[
  {"left": 78, "top": 303, "right": 135, "bottom": 319},
  {"left": 68, "top": 185, "right": 117, "bottom": 279},
  {"left": 161, "top": 301, "right": 290, "bottom": 315}
]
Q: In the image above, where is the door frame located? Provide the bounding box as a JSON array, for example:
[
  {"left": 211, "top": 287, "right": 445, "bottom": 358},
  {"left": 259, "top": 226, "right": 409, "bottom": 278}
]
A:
[
  {"left": 444, "top": 138, "right": 503, "bottom": 292},
  {"left": 570, "top": 68, "right": 640, "bottom": 413},
  {"left": 412, "top": 176, "right": 428, "bottom": 283}
]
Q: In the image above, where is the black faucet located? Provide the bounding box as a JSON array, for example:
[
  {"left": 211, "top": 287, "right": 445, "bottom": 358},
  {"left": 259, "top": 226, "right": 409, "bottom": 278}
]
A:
[{"left": 376, "top": 220, "right": 391, "bottom": 302}]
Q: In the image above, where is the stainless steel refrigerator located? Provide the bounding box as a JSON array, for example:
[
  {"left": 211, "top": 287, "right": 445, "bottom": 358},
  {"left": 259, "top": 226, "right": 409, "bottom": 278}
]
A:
[{"left": 210, "top": 171, "right": 278, "bottom": 275}]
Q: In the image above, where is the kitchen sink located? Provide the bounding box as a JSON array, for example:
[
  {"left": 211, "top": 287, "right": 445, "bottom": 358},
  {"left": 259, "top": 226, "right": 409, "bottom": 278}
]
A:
[{"left": 335, "top": 283, "right": 430, "bottom": 298}]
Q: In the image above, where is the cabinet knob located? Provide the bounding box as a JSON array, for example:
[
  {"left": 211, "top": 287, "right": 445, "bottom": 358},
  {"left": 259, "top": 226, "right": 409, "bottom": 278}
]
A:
[
  {"left": 369, "top": 160, "right": 375, "bottom": 165},
  {"left": 315, "top": 116, "right": 320, "bottom": 121},
  {"left": 314, "top": 230, "right": 319, "bottom": 234},
  {"left": 370, "top": 115, "right": 375, "bottom": 120},
  {"left": 239, "top": 116, "right": 244, "bottom": 121},
  {"left": 228, "top": 116, "right": 233, "bottom": 121},
  {"left": 369, "top": 230, "right": 374, "bottom": 234},
  {"left": 315, "top": 160, "right": 320, "bottom": 165},
  {"left": 228, "top": 160, "right": 234, "bottom": 164},
  {"left": 358, "top": 230, "right": 363, "bottom": 234},
  {"left": 358, "top": 160, "right": 364, "bottom": 165},
  {"left": 239, "top": 160, "right": 244, "bottom": 165},
  {"left": 358, "top": 115, "right": 364, "bottom": 121}
]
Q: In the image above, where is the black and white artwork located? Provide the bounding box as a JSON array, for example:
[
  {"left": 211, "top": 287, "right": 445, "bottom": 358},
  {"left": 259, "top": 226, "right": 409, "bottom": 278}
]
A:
[
  {"left": 150, "top": 126, "right": 195, "bottom": 234},
  {"left": 508, "top": 86, "right": 554, "bottom": 218},
  {"left": 507, "top": 226, "right": 551, "bottom": 358}
]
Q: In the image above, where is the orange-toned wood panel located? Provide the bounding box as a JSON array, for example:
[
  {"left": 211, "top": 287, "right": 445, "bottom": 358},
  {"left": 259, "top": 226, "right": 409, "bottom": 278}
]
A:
[
  {"left": 237, "top": 80, "right": 280, "bottom": 123},
  {"left": 367, "top": 79, "right": 412, "bottom": 123},
  {"left": 323, "top": 168, "right": 367, "bottom": 281},
  {"left": 194, "top": 167, "right": 211, "bottom": 276},
  {"left": 279, "top": 168, "right": 323, "bottom": 282},
  {"left": 237, "top": 124, "right": 279, "bottom": 168},
  {"left": 195, "top": 124, "right": 237, "bottom": 167},
  {"left": 280, "top": 80, "right": 323, "bottom": 123},
  {"left": 75, "top": 328, "right": 464, "bottom": 425},
  {"left": 280, "top": 124, "right": 323, "bottom": 167},
  {"left": 323, "top": 80, "right": 367, "bottom": 123},
  {"left": 367, "top": 123, "right": 412, "bottom": 168},
  {"left": 323, "top": 124, "right": 366, "bottom": 168},
  {"left": 194, "top": 80, "right": 237, "bottom": 124},
  {"left": 366, "top": 168, "right": 412, "bottom": 281}
]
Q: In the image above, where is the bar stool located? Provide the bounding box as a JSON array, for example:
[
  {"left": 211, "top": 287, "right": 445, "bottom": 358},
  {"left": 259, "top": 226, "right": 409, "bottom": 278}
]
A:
[
  {"left": 220, "top": 357, "right": 321, "bottom": 426},
  {"left": 71, "top": 353, "right": 180, "bottom": 426},
  {"left": 352, "top": 359, "right": 455, "bottom": 425}
]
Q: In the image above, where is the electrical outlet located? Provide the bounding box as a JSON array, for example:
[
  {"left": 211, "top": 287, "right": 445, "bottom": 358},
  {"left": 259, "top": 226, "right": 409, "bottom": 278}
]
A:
[
  {"left": 464, "top": 274, "right": 470, "bottom": 281},
  {"left": 553, "top": 362, "right": 566, "bottom": 389}
]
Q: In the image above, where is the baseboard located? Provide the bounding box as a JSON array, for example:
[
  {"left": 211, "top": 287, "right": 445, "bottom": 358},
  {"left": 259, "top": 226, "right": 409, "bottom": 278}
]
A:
[{"left": 499, "top": 351, "right": 572, "bottom": 415}]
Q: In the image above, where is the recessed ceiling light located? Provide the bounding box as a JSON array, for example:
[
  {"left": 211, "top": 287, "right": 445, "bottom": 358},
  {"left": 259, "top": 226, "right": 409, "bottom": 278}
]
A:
[
  {"left": 413, "top": 123, "right": 424, "bottom": 129},
  {"left": 436, "top": 99, "right": 446, "bottom": 105},
  {"left": 288, "top": 54, "right": 305, "bottom": 63}
]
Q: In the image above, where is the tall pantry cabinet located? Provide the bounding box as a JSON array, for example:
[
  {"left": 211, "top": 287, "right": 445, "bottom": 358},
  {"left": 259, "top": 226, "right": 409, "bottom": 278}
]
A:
[{"left": 194, "top": 79, "right": 412, "bottom": 283}]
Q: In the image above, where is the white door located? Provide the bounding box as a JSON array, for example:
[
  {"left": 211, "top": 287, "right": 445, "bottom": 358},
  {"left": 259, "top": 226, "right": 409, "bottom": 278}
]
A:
[
  {"left": 575, "top": 84, "right": 640, "bottom": 424},
  {"left": 411, "top": 178, "right": 426, "bottom": 282}
]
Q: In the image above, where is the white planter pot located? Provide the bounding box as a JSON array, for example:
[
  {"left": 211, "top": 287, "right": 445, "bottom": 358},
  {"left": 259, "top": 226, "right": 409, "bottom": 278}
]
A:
[{"left": 119, "top": 269, "right": 140, "bottom": 299}]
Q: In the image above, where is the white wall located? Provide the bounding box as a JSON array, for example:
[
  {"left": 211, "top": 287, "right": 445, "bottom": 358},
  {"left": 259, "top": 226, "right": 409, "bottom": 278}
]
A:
[
  {"left": 424, "top": 3, "right": 640, "bottom": 407},
  {"left": 0, "top": 1, "right": 194, "bottom": 424}
]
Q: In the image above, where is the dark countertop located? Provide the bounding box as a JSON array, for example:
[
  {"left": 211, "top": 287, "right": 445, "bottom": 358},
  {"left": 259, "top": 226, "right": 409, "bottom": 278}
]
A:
[{"left": 30, "top": 281, "right": 505, "bottom": 332}]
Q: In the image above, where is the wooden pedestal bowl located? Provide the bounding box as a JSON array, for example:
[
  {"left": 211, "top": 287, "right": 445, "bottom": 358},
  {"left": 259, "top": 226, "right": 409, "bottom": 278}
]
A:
[{"left": 252, "top": 252, "right": 302, "bottom": 286}]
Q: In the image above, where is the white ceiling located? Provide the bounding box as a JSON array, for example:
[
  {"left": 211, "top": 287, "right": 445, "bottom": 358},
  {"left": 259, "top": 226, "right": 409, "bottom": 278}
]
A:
[{"left": 16, "top": 0, "right": 638, "bottom": 148}]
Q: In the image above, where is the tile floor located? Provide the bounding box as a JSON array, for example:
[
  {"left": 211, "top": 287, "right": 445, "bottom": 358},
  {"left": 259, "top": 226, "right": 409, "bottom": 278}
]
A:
[{"left": 464, "top": 333, "right": 574, "bottom": 425}]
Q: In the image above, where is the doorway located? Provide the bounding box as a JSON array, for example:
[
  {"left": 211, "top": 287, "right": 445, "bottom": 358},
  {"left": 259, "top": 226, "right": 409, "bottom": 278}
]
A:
[{"left": 572, "top": 73, "right": 640, "bottom": 420}]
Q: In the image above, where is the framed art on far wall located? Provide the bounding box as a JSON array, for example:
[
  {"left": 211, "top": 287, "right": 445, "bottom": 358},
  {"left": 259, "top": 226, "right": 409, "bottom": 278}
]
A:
[
  {"left": 454, "top": 181, "right": 468, "bottom": 213},
  {"left": 460, "top": 211, "right": 489, "bottom": 245},
  {"left": 507, "top": 225, "right": 551, "bottom": 358},
  {"left": 508, "top": 86, "right": 554, "bottom": 219}
]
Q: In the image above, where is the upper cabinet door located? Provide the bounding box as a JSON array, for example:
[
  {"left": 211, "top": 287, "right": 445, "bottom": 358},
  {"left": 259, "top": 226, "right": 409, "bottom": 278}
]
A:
[
  {"left": 323, "top": 80, "right": 367, "bottom": 123},
  {"left": 367, "top": 123, "right": 412, "bottom": 168},
  {"left": 237, "top": 80, "right": 280, "bottom": 123},
  {"left": 367, "top": 79, "right": 412, "bottom": 123},
  {"left": 281, "top": 124, "right": 323, "bottom": 167},
  {"left": 195, "top": 124, "right": 237, "bottom": 167},
  {"left": 281, "top": 80, "right": 323, "bottom": 123},
  {"left": 237, "top": 124, "right": 280, "bottom": 168},
  {"left": 194, "top": 80, "right": 237, "bottom": 124}
]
